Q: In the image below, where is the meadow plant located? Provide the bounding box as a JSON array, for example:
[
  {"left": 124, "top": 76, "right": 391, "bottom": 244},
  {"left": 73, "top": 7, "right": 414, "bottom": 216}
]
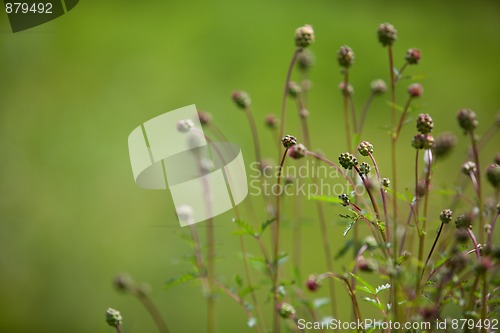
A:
[{"left": 107, "top": 23, "right": 499, "bottom": 333}]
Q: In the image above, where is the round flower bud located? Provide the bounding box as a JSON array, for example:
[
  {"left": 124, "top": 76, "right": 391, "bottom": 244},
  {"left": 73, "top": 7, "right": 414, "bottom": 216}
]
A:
[
  {"left": 455, "top": 214, "right": 472, "bottom": 230},
  {"left": 337, "top": 45, "right": 355, "bottom": 68},
  {"left": 265, "top": 114, "right": 279, "bottom": 129},
  {"left": 486, "top": 163, "right": 500, "bottom": 189},
  {"left": 232, "top": 91, "right": 251, "bottom": 109},
  {"left": 288, "top": 81, "right": 302, "bottom": 98},
  {"left": 339, "top": 81, "right": 354, "bottom": 96},
  {"left": 370, "top": 79, "right": 387, "bottom": 95},
  {"left": 433, "top": 132, "right": 457, "bottom": 159},
  {"left": 461, "top": 161, "right": 477, "bottom": 175},
  {"left": 381, "top": 178, "right": 391, "bottom": 188},
  {"left": 295, "top": 24, "right": 315, "bottom": 48},
  {"left": 105, "top": 308, "right": 123, "bottom": 327},
  {"left": 357, "top": 141, "right": 374, "bottom": 156},
  {"left": 177, "top": 119, "right": 194, "bottom": 133},
  {"left": 411, "top": 133, "right": 426, "bottom": 150},
  {"left": 338, "top": 152, "right": 358, "bottom": 170},
  {"left": 416, "top": 113, "right": 434, "bottom": 134},
  {"left": 440, "top": 209, "right": 453, "bottom": 224},
  {"left": 299, "top": 109, "right": 310, "bottom": 119},
  {"left": 277, "top": 302, "right": 296, "bottom": 319},
  {"left": 288, "top": 143, "right": 307, "bottom": 159},
  {"left": 197, "top": 111, "right": 212, "bottom": 125},
  {"left": 405, "top": 48, "right": 421, "bottom": 65},
  {"left": 306, "top": 275, "right": 321, "bottom": 292},
  {"left": 357, "top": 257, "right": 378, "bottom": 273},
  {"left": 282, "top": 135, "right": 297, "bottom": 148},
  {"left": 297, "top": 49, "right": 315, "bottom": 72},
  {"left": 408, "top": 83, "right": 423, "bottom": 98},
  {"left": 359, "top": 162, "right": 371, "bottom": 175},
  {"left": 377, "top": 23, "right": 398, "bottom": 46},
  {"left": 113, "top": 273, "right": 134, "bottom": 292},
  {"left": 457, "top": 108, "right": 478, "bottom": 132},
  {"left": 339, "top": 193, "right": 350, "bottom": 206}
]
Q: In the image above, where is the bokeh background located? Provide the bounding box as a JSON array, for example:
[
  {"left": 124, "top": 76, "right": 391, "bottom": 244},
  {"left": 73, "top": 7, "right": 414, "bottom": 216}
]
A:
[{"left": 1, "top": 0, "right": 499, "bottom": 332}]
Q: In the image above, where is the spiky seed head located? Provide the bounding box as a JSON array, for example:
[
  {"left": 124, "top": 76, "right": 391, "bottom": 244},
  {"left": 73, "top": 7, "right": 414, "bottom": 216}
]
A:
[
  {"left": 416, "top": 113, "right": 434, "bottom": 134},
  {"left": 382, "top": 178, "right": 391, "bottom": 188},
  {"left": 339, "top": 193, "right": 350, "bottom": 206},
  {"left": 277, "top": 302, "right": 296, "bottom": 319},
  {"left": 455, "top": 214, "right": 472, "bottom": 230},
  {"left": 359, "top": 162, "right": 371, "bottom": 175}
]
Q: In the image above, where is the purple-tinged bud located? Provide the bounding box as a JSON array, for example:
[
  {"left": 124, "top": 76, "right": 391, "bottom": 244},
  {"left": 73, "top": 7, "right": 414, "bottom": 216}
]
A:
[
  {"left": 288, "top": 144, "right": 307, "bottom": 159},
  {"left": 416, "top": 113, "right": 434, "bottom": 134},
  {"left": 337, "top": 45, "right": 355, "bottom": 68},
  {"left": 265, "top": 114, "right": 279, "bottom": 129},
  {"left": 433, "top": 132, "right": 457, "bottom": 159},
  {"left": 197, "top": 111, "right": 212, "bottom": 125},
  {"left": 232, "top": 91, "right": 251, "bottom": 109},
  {"left": 357, "top": 257, "right": 378, "bottom": 272},
  {"left": 408, "top": 83, "right": 423, "bottom": 98},
  {"left": 306, "top": 275, "right": 321, "bottom": 292},
  {"left": 405, "top": 48, "right": 421, "bottom": 65}
]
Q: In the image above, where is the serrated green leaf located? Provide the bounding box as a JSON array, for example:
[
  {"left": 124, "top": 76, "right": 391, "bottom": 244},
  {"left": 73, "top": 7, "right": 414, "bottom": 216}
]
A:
[
  {"left": 165, "top": 272, "right": 197, "bottom": 289},
  {"left": 350, "top": 273, "right": 376, "bottom": 295},
  {"left": 258, "top": 218, "right": 275, "bottom": 236},
  {"left": 233, "top": 219, "right": 257, "bottom": 237},
  {"left": 375, "top": 283, "right": 390, "bottom": 294}
]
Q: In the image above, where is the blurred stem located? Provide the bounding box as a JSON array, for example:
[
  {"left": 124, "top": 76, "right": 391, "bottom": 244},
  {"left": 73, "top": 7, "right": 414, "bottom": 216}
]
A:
[
  {"left": 395, "top": 63, "right": 408, "bottom": 82},
  {"left": 368, "top": 152, "right": 390, "bottom": 241},
  {"left": 394, "top": 97, "right": 413, "bottom": 140},
  {"left": 278, "top": 48, "right": 301, "bottom": 158},
  {"left": 421, "top": 222, "right": 444, "bottom": 281},
  {"left": 272, "top": 148, "right": 289, "bottom": 333},
  {"left": 488, "top": 211, "right": 498, "bottom": 248},
  {"left": 245, "top": 106, "right": 262, "bottom": 165},
  {"left": 343, "top": 69, "right": 353, "bottom": 151},
  {"left": 349, "top": 94, "right": 358, "bottom": 135},
  {"left": 133, "top": 290, "right": 170, "bottom": 333},
  {"left": 297, "top": 95, "right": 338, "bottom": 321},
  {"left": 358, "top": 92, "right": 375, "bottom": 139},
  {"left": 469, "top": 130, "right": 484, "bottom": 243},
  {"left": 115, "top": 326, "right": 122, "bottom": 333},
  {"left": 353, "top": 166, "right": 380, "bottom": 222}
]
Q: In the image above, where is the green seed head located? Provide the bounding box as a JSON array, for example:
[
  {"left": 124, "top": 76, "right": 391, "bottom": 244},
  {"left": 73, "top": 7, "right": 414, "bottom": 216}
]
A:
[
  {"left": 357, "top": 141, "right": 374, "bottom": 156},
  {"left": 359, "top": 162, "right": 371, "bottom": 175},
  {"left": 440, "top": 209, "right": 453, "bottom": 224},
  {"left": 105, "top": 308, "right": 123, "bottom": 327},
  {"left": 277, "top": 302, "right": 296, "bottom": 319},
  {"left": 338, "top": 152, "right": 358, "bottom": 170}
]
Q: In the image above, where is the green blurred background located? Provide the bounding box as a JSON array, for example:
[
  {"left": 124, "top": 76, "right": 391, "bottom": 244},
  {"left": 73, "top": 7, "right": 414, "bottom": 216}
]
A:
[{"left": 1, "top": 0, "right": 499, "bottom": 332}]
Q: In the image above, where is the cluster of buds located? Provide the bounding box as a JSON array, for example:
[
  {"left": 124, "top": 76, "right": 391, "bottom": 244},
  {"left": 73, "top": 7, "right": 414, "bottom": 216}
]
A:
[
  {"left": 357, "top": 141, "right": 374, "bottom": 156},
  {"left": 381, "top": 177, "right": 391, "bottom": 188},
  {"left": 412, "top": 133, "right": 434, "bottom": 150},
  {"left": 440, "top": 209, "right": 453, "bottom": 224},
  {"left": 231, "top": 91, "right": 251, "bottom": 109},
  {"left": 339, "top": 152, "right": 358, "bottom": 170},
  {"left": 339, "top": 193, "right": 350, "bottom": 206},
  {"left": 405, "top": 48, "right": 421, "bottom": 65},
  {"left": 288, "top": 143, "right": 307, "bottom": 159},
  {"left": 276, "top": 302, "right": 296, "bottom": 319},
  {"left": 337, "top": 45, "right": 355, "bottom": 68},
  {"left": 295, "top": 24, "right": 315, "bottom": 48},
  {"left": 282, "top": 135, "right": 297, "bottom": 148},
  {"left": 377, "top": 23, "right": 397, "bottom": 46},
  {"left": 416, "top": 113, "right": 434, "bottom": 134},
  {"left": 370, "top": 79, "right": 387, "bottom": 95},
  {"left": 457, "top": 108, "right": 478, "bottom": 132},
  {"left": 359, "top": 162, "right": 371, "bottom": 175},
  {"left": 105, "top": 308, "right": 123, "bottom": 327}
]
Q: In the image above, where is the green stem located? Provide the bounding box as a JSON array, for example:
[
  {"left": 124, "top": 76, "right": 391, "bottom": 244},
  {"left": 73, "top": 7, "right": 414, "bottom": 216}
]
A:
[
  {"left": 343, "top": 69, "right": 352, "bottom": 151},
  {"left": 134, "top": 292, "right": 171, "bottom": 333},
  {"left": 358, "top": 92, "right": 375, "bottom": 139}
]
